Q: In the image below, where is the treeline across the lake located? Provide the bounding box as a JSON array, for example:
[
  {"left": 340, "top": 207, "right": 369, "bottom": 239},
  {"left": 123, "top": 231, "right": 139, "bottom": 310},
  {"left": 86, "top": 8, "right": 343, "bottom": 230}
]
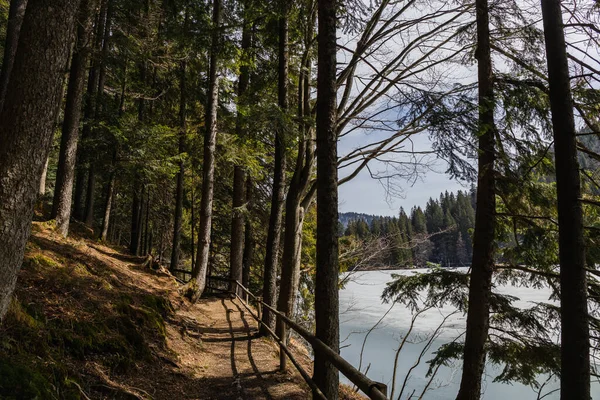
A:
[{"left": 341, "top": 189, "right": 476, "bottom": 269}]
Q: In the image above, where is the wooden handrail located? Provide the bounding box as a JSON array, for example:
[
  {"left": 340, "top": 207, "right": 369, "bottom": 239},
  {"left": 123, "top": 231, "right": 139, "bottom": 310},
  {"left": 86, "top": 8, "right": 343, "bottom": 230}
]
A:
[
  {"left": 206, "top": 276, "right": 388, "bottom": 400},
  {"left": 231, "top": 291, "right": 327, "bottom": 400}
]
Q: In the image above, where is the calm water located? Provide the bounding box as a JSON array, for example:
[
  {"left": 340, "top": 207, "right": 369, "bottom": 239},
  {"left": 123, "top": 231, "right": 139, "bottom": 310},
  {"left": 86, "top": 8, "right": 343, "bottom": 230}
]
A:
[{"left": 339, "top": 269, "right": 599, "bottom": 399}]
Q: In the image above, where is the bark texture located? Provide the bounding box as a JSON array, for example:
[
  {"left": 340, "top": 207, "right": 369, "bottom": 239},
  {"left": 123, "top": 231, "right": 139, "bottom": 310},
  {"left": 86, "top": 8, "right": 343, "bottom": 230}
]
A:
[
  {"left": 261, "top": 5, "right": 288, "bottom": 335},
  {"left": 0, "top": 0, "right": 81, "bottom": 321},
  {"left": 456, "top": 0, "right": 497, "bottom": 398},
  {"left": 130, "top": 181, "right": 141, "bottom": 255},
  {"left": 541, "top": 1, "right": 590, "bottom": 398},
  {"left": 52, "top": 0, "right": 95, "bottom": 237},
  {"left": 313, "top": 0, "right": 339, "bottom": 397},
  {"left": 39, "top": 155, "right": 49, "bottom": 197},
  {"left": 73, "top": 0, "right": 107, "bottom": 221},
  {"left": 276, "top": 44, "right": 315, "bottom": 370},
  {"left": 229, "top": 16, "right": 251, "bottom": 293},
  {"left": 190, "top": 0, "right": 220, "bottom": 299},
  {"left": 0, "top": 0, "right": 27, "bottom": 111},
  {"left": 170, "top": 62, "right": 186, "bottom": 271},
  {"left": 242, "top": 176, "right": 254, "bottom": 291},
  {"left": 84, "top": 166, "right": 96, "bottom": 226},
  {"left": 83, "top": 0, "right": 113, "bottom": 228},
  {"left": 230, "top": 166, "right": 246, "bottom": 290},
  {"left": 100, "top": 171, "right": 115, "bottom": 241}
]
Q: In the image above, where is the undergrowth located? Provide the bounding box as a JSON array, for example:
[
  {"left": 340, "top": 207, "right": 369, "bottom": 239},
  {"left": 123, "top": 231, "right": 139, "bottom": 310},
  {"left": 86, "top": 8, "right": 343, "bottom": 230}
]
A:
[{"left": 0, "top": 226, "right": 173, "bottom": 399}]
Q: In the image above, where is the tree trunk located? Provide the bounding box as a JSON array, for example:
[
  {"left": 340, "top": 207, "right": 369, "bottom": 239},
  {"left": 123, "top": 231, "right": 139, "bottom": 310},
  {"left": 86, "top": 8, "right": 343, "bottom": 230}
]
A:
[
  {"left": 51, "top": 0, "right": 94, "bottom": 237},
  {"left": 171, "top": 62, "right": 186, "bottom": 272},
  {"left": 143, "top": 193, "right": 150, "bottom": 255},
  {"left": 0, "top": 0, "right": 81, "bottom": 321},
  {"left": 456, "top": 0, "right": 497, "bottom": 398},
  {"left": 541, "top": 1, "right": 590, "bottom": 398},
  {"left": 82, "top": 0, "right": 112, "bottom": 229},
  {"left": 230, "top": 166, "right": 246, "bottom": 292},
  {"left": 313, "top": 0, "right": 339, "bottom": 397},
  {"left": 39, "top": 155, "right": 49, "bottom": 197},
  {"left": 229, "top": 16, "right": 251, "bottom": 294},
  {"left": 242, "top": 176, "right": 254, "bottom": 293},
  {"left": 95, "top": 0, "right": 113, "bottom": 117},
  {"left": 276, "top": 45, "right": 315, "bottom": 370},
  {"left": 276, "top": 188, "right": 305, "bottom": 369},
  {"left": 73, "top": 168, "right": 87, "bottom": 221},
  {"left": 189, "top": 0, "right": 220, "bottom": 300},
  {"left": 73, "top": 0, "right": 107, "bottom": 221},
  {"left": 84, "top": 165, "right": 96, "bottom": 227},
  {"left": 191, "top": 176, "right": 195, "bottom": 267},
  {"left": 261, "top": 3, "right": 288, "bottom": 335},
  {"left": 129, "top": 181, "right": 141, "bottom": 255},
  {"left": 0, "top": 0, "right": 27, "bottom": 111},
  {"left": 100, "top": 171, "right": 115, "bottom": 241},
  {"left": 137, "top": 187, "right": 145, "bottom": 255}
]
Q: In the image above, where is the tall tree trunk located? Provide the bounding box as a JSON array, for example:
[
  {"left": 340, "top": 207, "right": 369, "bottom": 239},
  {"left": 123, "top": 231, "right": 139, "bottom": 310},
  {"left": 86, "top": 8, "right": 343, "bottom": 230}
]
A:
[
  {"left": 171, "top": 61, "right": 186, "bottom": 272},
  {"left": 83, "top": 0, "right": 112, "bottom": 229},
  {"left": 136, "top": 186, "right": 145, "bottom": 255},
  {"left": 313, "top": 0, "right": 339, "bottom": 397},
  {"left": 73, "top": 168, "right": 87, "bottom": 221},
  {"left": 130, "top": 180, "right": 141, "bottom": 255},
  {"left": 143, "top": 193, "right": 150, "bottom": 255},
  {"left": 541, "top": 1, "right": 590, "bottom": 398},
  {"left": 0, "top": 0, "right": 27, "bottom": 111},
  {"left": 0, "top": 0, "right": 82, "bottom": 321},
  {"left": 230, "top": 15, "right": 251, "bottom": 294},
  {"left": 95, "top": 0, "right": 113, "bottom": 117},
  {"left": 84, "top": 166, "right": 96, "bottom": 227},
  {"left": 73, "top": 0, "right": 107, "bottom": 221},
  {"left": 100, "top": 171, "right": 115, "bottom": 241},
  {"left": 242, "top": 176, "right": 254, "bottom": 292},
  {"left": 276, "top": 46, "right": 315, "bottom": 370},
  {"left": 276, "top": 187, "right": 305, "bottom": 370},
  {"left": 456, "top": 0, "right": 497, "bottom": 398},
  {"left": 191, "top": 176, "right": 195, "bottom": 267},
  {"left": 52, "top": 0, "right": 95, "bottom": 237},
  {"left": 260, "top": 2, "right": 288, "bottom": 335},
  {"left": 189, "top": 0, "right": 220, "bottom": 300},
  {"left": 230, "top": 166, "right": 246, "bottom": 291},
  {"left": 39, "top": 155, "right": 49, "bottom": 197}
]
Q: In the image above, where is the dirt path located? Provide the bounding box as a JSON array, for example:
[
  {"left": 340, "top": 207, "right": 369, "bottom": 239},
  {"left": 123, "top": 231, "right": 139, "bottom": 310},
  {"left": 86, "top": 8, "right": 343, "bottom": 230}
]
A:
[
  {"left": 88, "top": 244, "right": 311, "bottom": 399},
  {"left": 166, "top": 296, "right": 310, "bottom": 400},
  {"left": 87, "top": 244, "right": 312, "bottom": 399},
  {"left": 10, "top": 224, "right": 311, "bottom": 400}
]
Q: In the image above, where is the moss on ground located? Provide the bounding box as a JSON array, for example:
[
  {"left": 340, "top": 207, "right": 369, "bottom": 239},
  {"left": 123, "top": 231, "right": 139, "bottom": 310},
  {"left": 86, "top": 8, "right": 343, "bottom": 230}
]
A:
[{"left": 0, "top": 228, "right": 174, "bottom": 399}]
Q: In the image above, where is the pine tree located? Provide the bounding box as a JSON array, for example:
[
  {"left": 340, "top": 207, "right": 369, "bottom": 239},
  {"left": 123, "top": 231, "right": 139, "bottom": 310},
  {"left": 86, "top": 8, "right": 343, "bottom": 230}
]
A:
[{"left": 0, "top": 0, "right": 82, "bottom": 320}]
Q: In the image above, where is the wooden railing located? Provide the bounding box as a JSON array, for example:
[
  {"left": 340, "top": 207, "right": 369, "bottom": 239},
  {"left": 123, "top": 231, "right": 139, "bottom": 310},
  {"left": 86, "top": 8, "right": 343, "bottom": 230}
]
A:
[{"left": 207, "top": 275, "right": 388, "bottom": 400}]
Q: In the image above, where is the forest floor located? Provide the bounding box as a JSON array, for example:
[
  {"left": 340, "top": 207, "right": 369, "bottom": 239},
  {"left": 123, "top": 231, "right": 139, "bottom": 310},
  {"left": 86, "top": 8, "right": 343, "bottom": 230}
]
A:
[{"left": 0, "top": 221, "right": 347, "bottom": 399}]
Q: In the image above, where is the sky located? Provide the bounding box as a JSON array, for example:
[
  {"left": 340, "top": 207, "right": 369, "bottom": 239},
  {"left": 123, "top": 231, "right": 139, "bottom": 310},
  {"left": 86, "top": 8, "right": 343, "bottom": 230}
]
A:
[
  {"left": 338, "top": 130, "right": 469, "bottom": 217},
  {"left": 333, "top": 0, "right": 599, "bottom": 218},
  {"left": 333, "top": 0, "right": 476, "bottom": 217}
]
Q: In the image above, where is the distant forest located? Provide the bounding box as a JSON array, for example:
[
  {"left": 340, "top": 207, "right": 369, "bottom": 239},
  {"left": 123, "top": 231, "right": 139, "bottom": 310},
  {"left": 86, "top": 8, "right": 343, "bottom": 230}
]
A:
[{"left": 340, "top": 189, "right": 476, "bottom": 269}]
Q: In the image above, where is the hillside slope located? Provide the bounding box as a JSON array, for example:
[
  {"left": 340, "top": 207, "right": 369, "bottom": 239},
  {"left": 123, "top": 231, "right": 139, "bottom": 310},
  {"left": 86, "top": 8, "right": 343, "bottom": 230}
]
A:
[{"left": 0, "top": 222, "right": 310, "bottom": 399}]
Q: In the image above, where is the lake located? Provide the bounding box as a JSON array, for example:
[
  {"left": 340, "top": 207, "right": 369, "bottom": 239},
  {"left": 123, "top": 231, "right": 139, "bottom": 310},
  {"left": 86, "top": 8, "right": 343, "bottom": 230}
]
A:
[{"left": 338, "top": 269, "right": 599, "bottom": 399}]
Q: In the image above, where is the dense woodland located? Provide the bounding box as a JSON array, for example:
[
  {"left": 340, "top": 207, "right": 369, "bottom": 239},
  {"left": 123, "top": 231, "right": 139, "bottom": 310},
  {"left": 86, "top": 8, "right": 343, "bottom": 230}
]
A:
[
  {"left": 0, "top": 0, "right": 599, "bottom": 399},
  {"left": 341, "top": 190, "right": 477, "bottom": 268}
]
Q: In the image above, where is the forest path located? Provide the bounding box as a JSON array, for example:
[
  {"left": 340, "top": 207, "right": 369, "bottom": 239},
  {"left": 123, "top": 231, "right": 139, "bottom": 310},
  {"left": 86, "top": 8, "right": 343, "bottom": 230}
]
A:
[
  {"left": 8, "top": 222, "right": 310, "bottom": 400},
  {"left": 86, "top": 237, "right": 312, "bottom": 399},
  {"left": 166, "top": 296, "right": 310, "bottom": 400}
]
